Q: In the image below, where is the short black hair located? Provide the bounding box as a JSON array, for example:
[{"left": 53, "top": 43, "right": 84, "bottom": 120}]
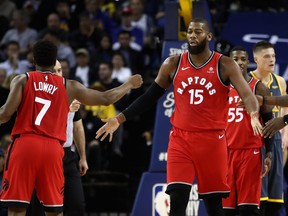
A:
[
  {"left": 253, "top": 41, "right": 274, "bottom": 53},
  {"left": 229, "top": 46, "right": 248, "bottom": 57},
  {"left": 99, "top": 61, "right": 113, "bottom": 71},
  {"left": 33, "top": 40, "right": 57, "bottom": 67}
]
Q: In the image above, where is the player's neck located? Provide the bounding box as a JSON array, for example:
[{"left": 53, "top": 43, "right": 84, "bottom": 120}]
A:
[
  {"left": 35, "top": 66, "right": 54, "bottom": 73},
  {"left": 252, "top": 69, "right": 271, "bottom": 85},
  {"left": 189, "top": 50, "right": 212, "bottom": 67}
]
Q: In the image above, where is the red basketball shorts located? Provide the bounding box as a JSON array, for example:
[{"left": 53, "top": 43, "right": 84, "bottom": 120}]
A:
[
  {"left": 0, "top": 134, "right": 64, "bottom": 211},
  {"left": 167, "top": 127, "right": 230, "bottom": 197},
  {"left": 223, "top": 148, "right": 262, "bottom": 209}
]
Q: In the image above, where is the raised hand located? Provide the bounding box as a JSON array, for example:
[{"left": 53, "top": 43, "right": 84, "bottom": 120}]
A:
[
  {"left": 263, "top": 117, "right": 286, "bottom": 138},
  {"left": 127, "top": 74, "right": 143, "bottom": 89},
  {"left": 69, "top": 99, "right": 81, "bottom": 112},
  {"left": 95, "top": 117, "right": 120, "bottom": 142}
]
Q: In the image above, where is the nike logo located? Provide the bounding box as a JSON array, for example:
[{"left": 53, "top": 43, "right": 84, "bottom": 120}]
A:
[
  {"left": 219, "top": 134, "right": 225, "bottom": 139},
  {"left": 181, "top": 67, "right": 190, "bottom": 71},
  {"left": 253, "top": 151, "right": 260, "bottom": 155}
]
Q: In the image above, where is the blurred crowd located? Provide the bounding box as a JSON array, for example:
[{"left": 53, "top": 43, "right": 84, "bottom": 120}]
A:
[
  {"left": 0, "top": 0, "right": 165, "bottom": 212},
  {"left": 1, "top": 0, "right": 288, "bottom": 213}
]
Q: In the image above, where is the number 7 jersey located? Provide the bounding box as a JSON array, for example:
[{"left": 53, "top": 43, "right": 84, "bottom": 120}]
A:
[
  {"left": 171, "top": 51, "right": 229, "bottom": 131},
  {"left": 12, "top": 71, "right": 69, "bottom": 143}
]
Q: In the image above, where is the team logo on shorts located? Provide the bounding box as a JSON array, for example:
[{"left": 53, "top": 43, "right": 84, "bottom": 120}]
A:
[
  {"left": 2, "top": 178, "right": 9, "bottom": 191},
  {"left": 152, "top": 184, "right": 170, "bottom": 216},
  {"left": 152, "top": 183, "right": 201, "bottom": 216}
]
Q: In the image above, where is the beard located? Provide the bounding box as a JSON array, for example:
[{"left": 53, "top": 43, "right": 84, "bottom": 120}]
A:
[{"left": 188, "top": 40, "right": 207, "bottom": 54}]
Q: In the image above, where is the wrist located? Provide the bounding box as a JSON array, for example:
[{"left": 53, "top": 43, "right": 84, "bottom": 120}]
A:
[
  {"left": 250, "top": 111, "right": 259, "bottom": 119},
  {"left": 116, "top": 113, "right": 126, "bottom": 124}
]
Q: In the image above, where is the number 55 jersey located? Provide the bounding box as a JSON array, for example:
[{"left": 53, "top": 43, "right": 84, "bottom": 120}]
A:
[{"left": 226, "top": 77, "right": 263, "bottom": 149}]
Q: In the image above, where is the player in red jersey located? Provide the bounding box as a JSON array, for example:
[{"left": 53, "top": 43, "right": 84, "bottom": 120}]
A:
[
  {"left": 223, "top": 46, "right": 273, "bottom": 216},
  {"left": 95, "top": 18, "right": 262, "bottom": 216},
  {"left": 0, "top": 40, "right": 143, "bottom": 216}
]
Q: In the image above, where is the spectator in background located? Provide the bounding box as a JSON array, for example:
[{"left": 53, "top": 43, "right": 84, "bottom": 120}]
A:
[
  {"left": 0, "top": 10, "right": 38, "bottom": 57},
  {"left": 0, "top": 41, "right": 30, "bottom": 76},
  {"left": 94, "top": 33, "right": 114, "bottom": 64},
  {"left": 43, "top": 29, "right": 76, "bottom": 67},
  {"left": 130, "top": 0, "right": 155, "bottom": 47},
  {"left": 56, "top": 0, "right": 74, "bottom": 32},
  {"left": 111, "top": 52, "right": 132, "bottom": 83},
  {"left": 68, "top": 12, "right": 104, "bottom": 57},
  {"left": 70, "top": 48, "right": 98, "bottom": 87},
  {"left": 112, "top": 30, "right": 144, "bottom": 76},
  {"left": 112, "top": 6, "right": 144, "bottom": 48},
  {"left": 38, "top": 13, "right": 67, "bottom": 41},
  {"left": 0, "top": 0, "right": 16, "bottom": 20},
  {"left": 94, "top": 61, "right": 130, "bottom": 157},
  {"left": 84, "top": 0, "right": 116, "bottom": 35}
]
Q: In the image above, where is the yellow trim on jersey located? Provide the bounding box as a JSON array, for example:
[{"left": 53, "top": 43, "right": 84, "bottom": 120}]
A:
[
  {"left": 273, "top": 74, "right": 283, "bottom": 95},
  {"left": 267, "top": 198, "right": 284, "bottom": 203},
  {"left": 260, "top": 197, "right": 268, "bottom": 201}
]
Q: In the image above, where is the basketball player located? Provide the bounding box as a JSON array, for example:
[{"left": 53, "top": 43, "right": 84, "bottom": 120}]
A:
[
  {"left": 249, "top": 41, "right": 287, "bottom": 216},
  {"left": 223, "top": 46, "right": 273, "bottom": 216},
  {"left": 0, "top": 40, "right": 143, "bottom": 216},
  {"left": 95, "top": 18, "right": 262, "bottom": 216}
]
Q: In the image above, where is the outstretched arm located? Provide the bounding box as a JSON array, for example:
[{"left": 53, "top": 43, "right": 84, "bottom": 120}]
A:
[
  {"left": 95, "top": 55, "right": 179, "bottom": 142},
  {"left": 0, "top": 74, "right": 26, "bottom": 124},
  {"left": 220, "top": 56, "right": 262, "bottom": 135},
  {"left": 67, "top": 74, "right": 143, "bottom": 106}
]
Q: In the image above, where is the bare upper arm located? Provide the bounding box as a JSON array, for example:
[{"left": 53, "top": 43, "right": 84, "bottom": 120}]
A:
[
  {"left": 1, "top": 74, "right": 26, "bottom": 118},
  {"left": 278, "top": 75, "right": 287, "bottom": 95},
  {"left": 66, "top": 79, "right": 110, "bottom": 105},
  {"left": 220, "top": 56, "right": 252, "bottom": 99},
  {"left": 155, "top": 55, "right": 180, "bottom": 89}
]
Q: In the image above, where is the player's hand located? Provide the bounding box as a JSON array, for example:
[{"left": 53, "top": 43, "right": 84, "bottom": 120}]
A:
[
  {"left": 78, "top": 158, "right": 88, "bottom": 176},
  {"left": 263, "top": 117, "right": 286, "bottom": 138},
  {"left": 69, "top": 99, "right": 81, "bottom": 112},
  {"left": 261, "top": 155, "right": 272, "bottom": 178},
  {"left": 127, "top": 74, "right": 143, "bottom": 89},
  {"left": 95, "top": 118, "right": 119, "bottom": 142},
  {"left": 250, "top": 111, "right": 262, "bottom": 136}
]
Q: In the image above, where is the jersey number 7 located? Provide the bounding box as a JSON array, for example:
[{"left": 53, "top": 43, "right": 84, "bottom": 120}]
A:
[{"left": 34, "top": 97, "right": 51, "bottom": 126}]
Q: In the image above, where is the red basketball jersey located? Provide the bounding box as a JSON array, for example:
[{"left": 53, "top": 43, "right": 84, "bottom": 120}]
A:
[
  {"left": 171, "top": 51, "right": 229, "bottom": 131},
  {"left": 12, "top": 71, "right": 69, "bottom": 143},
  {"left": 226, "top": 77, "right": 263, "bottom": 149}
]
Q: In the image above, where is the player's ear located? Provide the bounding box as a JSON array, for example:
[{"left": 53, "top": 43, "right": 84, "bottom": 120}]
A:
[{"left": 207, "top": 32, "right": 212, "bottom": 41}]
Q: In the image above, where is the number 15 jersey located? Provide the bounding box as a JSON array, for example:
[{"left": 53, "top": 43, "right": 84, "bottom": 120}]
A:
[
  {"left": 12, "top": 71, "right": 69, "bottom": 143},
  {"left": 171, "top": 51, "right": 229, "bottom": 131}
]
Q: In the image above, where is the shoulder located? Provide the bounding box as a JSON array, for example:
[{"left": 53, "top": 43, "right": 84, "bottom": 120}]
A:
[{"left": 162, "top": 55, "right": 181, "bottom": 68}]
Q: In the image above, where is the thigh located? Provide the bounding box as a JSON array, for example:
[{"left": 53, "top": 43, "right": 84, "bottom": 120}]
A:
[
  {"left": 166, "top": 128, "right": 195, "bottom": 186},
  {"left": 36, "top": 139, "right": 64, "bottom": 213},
  {"left": 194, "top": 131, "right": 230, "bottom": 197},
  {"left": 1, "top": 136, "right": 41, "bottom": 209},
  {"left": 237, "top": 148, "right": 262, "bottom": 207}
]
